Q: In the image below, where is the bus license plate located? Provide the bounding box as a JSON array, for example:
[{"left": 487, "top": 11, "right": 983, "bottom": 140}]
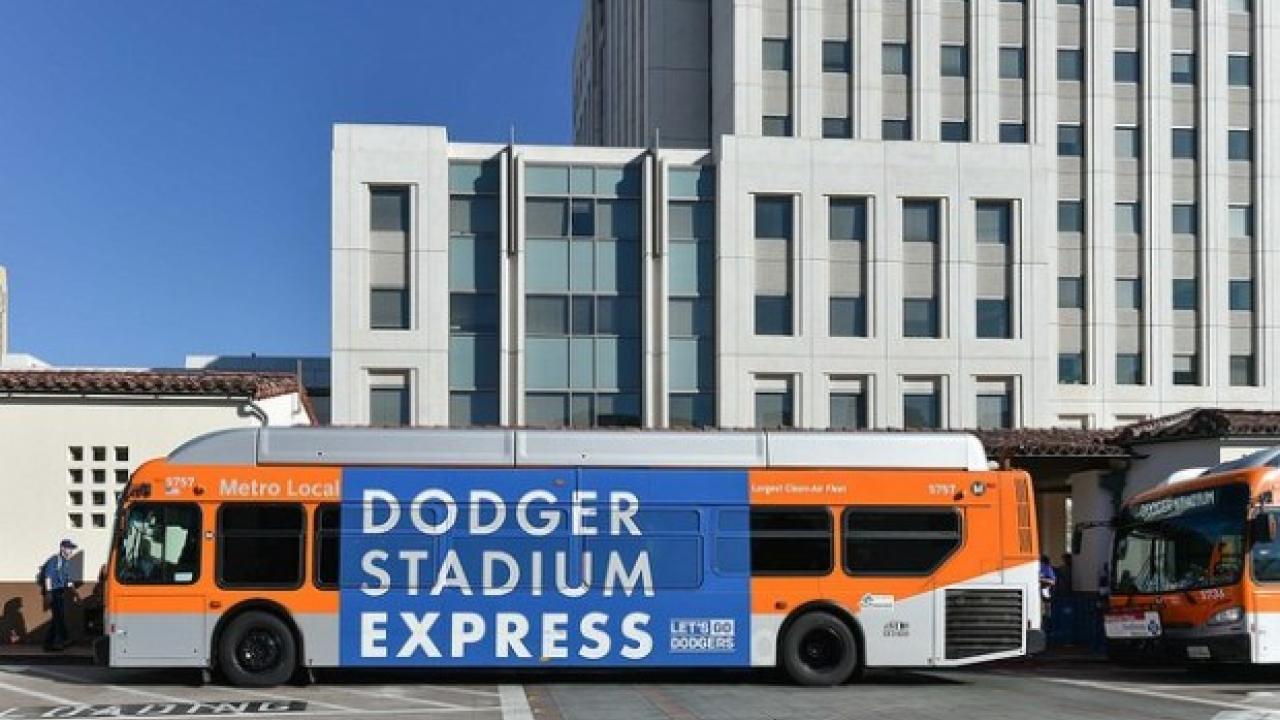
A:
[
  {"left": 1105, "top": 611, "right": 1162, "bottom": 639},
  {"left": 1186, "top": 645, "right": 1211, "bottom": 659}
]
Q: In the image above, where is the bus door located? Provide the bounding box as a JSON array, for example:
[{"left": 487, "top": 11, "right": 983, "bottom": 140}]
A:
[
  {"left": 112, "top": 502, "right": 207, "bottom": 664},
  {"left": 1249, "top": 509, "right": 1280, "bottom": 661}
]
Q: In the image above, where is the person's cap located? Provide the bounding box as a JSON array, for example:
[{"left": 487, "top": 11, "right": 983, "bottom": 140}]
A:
[{"left": 59, "top": 539, "right": 77, "bottom": 550}]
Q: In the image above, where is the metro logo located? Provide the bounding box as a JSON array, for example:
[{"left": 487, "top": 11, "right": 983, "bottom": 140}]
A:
[{"left": 338, "top": 467, "right": 752, "bottom": 668}]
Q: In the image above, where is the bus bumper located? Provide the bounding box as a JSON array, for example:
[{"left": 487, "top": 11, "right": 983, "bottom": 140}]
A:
[
  {"left": 93, "top": 636, "right": 110, "bottom": 666},
  {"left": 1166, "top": 633, "right": 1250, "bottom": 663},
  {"left": 1027, "top": 629, "right": 1047, "bottom": 655}
]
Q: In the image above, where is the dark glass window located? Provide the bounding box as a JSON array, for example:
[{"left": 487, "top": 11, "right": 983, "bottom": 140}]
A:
[
  {"left": 1114, "top": 51, "right": 1141, "bottom": 83},
  {"left": 762, "top": 115, "right": 792, "bottom": 137},
  {"left": 314, "top": 504, "right": 341, "bottom": 589},
  {"left": 977, "top": 299, "right": 1010, "bottom": 339},
  {"left": 750, "top": 508, "right": 832, "bottom": 576},
  {"left": 116, "top": 504, "right": 201, "bottom": 585},
  {"left": 1172, "top": 279, "right": 1198, "bottom": 310},
  {"left": 1058, "top": 201, "right": 1084, "bottom": 232},
  {"left": 904, "top": 298, "right": 939, "bottom": 338},
  {"left": 1231, "top": 355, "right": 1256, "bottom": 386},
  {"left": 1058, "top": 125, "right": 1084, "bottom": 156},
  {"left": 1059, "top": 353, "right": 1085, "bottom": 384},
  {"left": 844, "top": 508, "right": 962, "bottom": 576},
  {"left": 823, "top": 117, "right": 852, "bottom": 139},
  {"left": 1058, "top": 277, "right": 1084, "bottom": 308},
  {"left": 1117, "top": 354, "right": 1143, "bottom": 385},
  {"left": 823, "top": 40, "right": 851, "bottom": 73},
  {"left": 1229, "top": 130, "right": 1253, "bottom": 161},
  {"left": 1000, "top": 123, "right": 1027, "bottom": 144},
  {"left": 763, "top": 38, "right": 791, "bottom": 71},
  {"left": 941, "top": 121, "right": 970, "bottom": 143},
  {"left": 1230, "top": 280, "right": 1254, "bottom": 311},
  {"left": 882, "top": 119, "right": 911, "bottom": 140},
  {"left": 218, "top": 504, "right": 305, "bottom": 588}
]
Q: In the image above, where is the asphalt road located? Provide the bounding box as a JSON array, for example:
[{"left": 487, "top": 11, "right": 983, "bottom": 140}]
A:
[{"left": 2, "top": 659, "right": 1280, "bottom": 720}]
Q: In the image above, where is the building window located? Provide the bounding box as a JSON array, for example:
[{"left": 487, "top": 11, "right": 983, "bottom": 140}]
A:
[
  {"left": 1115, "top": 202, "right": 1142, "bottom": 235},
  {"left": 1171, "top": 53, "right": 1196, "bottom": 84},
  {"left": 1058, "top": 49, "right": 1083, "bottom": 81},
  {"left": 1058, "top": 201, "right": 1084, "bottom": 232},
  {"left": 369, "top": 372, "right": 410, "bottom": 427},
  {"left": 882, "top": 119, "right": 911, "bottom": 140},
  {"left": 1171, "top": 204, "right": 1197, "bottom": 235},
  {"left": 830, "top": 379, "right": 868, "bottom": 430},
  {"left": 1059, "top": 353, "right": 1085, "bottom": 385},
  {"left": 525, "top": 164, "right": 643, "bottom": 429},
  {"left": 1229, "top": 130, "right": 1253, "bottom": 161},
  {"left": 1230, "top": 280, "right": 1254, "bottom": 311},
  {"left": 1172, "top": 128, "right": 1198, "bottom": 159},
  {"left": 369, "top": 186, "right": 411, "bottom": 330},
  {"left": 902, "top": 379, "right": 941, "bottom": 429},
  {"left": 829, "top": 198, "right": 868, "bottom": 338},
  {"left": 1115, "top": 0, "right": 1139, "bottom": 6},
  {"left": 1116, "top": 278, "right": 1143, "bottom": 310},
  {"left": 1172, "top": 279, "right": 1198, "bottom": 310},
  {"left": 1059, "top": 278, "right": 1084, "bottom": 309},
  {"left": 1116, "top": 126, "right": 1141, "bottom": 159},
  {"left": 1000, "top": 123, "right": 1027, "bottom": 144},
  {"left": 1116, "top": 354, "right": 1143, "bottom": 385},
  {"left": 975, "top": 201, "right": 1013, "bottom": 339},
  {"left": 1228, "top": 55, "right": 1252, "bottom": 87},
  {"left": 755, "top": 196, "right": 794, "bottom": 336},
  {"left": 823, "top": 117, "right": 852, "bottom": 139},
  {"left": 668, "top": 167, "right": 717, "bottom": 429},
  {"left": 976, "top": 390, "right": 1012, "bottom": 429},
  {"left": 999, "top": 47, "right": 1026, "bottom": 79},
  {"left": 762, "top": 38, "right": 791, "bottom": 71},
  {"left": 1230, "top": 206, "right": 1254, "bottom": 238},
  {"left": 941, "top": 46, "right": 968, "bottom": 78},
  {"left": 1058, "top": 124, "right": 1084, "bottom": 156},
  {"left": 1171, "top": 0, "right": 1195, "bottom": 9},
  {"left": 449, "top": 161, "right": 501, "bottom": 427},
  {"left": 941, "top": 121, "right": 969, "bottom": 143},
  {"left": 883, "top": 43, "right": 910, "bottom": 75},
  {"left": 824, "top": 40, "right": 851, "bottom": 73},
  {"left": 1114, "top": 51, "right": 1140, "bottom": 83},
  {"left": 762, "top": 116, "right": 792, "bottom": 137},
  {"left": 1228, "top": 0, "right": 1250, "bottom": 12},
  {"left": 902, "top": 201, "right": 940, "bottom": 338},
  {"left": 1172, "top": 354, "right": 1199, "bottom": 386},
  {"left": 755, "top": 377, "right": 794, "bottom": 429},
  {"left": 1231, "top": 355, "right": 1255, "bottom": 386}
]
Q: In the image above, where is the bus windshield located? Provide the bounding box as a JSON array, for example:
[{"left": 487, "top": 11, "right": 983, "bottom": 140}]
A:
[{"left": 1112, "top": 484, "right": 1249, "bottom": 595}]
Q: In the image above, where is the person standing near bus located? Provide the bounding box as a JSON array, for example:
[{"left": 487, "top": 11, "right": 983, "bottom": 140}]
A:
[
  {"left": 1039, "top": 555, "right": 1057, "bottom": 624},
  {"left": 40, "top": 539, "right": 76, "bottom": 651}
]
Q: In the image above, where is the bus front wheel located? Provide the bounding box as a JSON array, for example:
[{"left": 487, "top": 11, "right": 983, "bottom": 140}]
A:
[
  {"left": 218, "top": 611, "right": 298, "bottom": 687},
  {"left": 780, "top": 611, "right": 860, "bottom": 686}
]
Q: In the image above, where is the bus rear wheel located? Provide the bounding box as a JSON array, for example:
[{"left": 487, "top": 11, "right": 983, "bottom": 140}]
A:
[
  {"left": 780, "top": 611, "right": 860, "bottom": 686},
  {"left": 218, "top": 611, "right": 297, "bottom": 687}
]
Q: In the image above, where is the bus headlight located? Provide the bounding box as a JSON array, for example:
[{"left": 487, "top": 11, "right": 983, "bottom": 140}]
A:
[{"left": 1207, "top": 607, "right": 1243, "bottom": 626}]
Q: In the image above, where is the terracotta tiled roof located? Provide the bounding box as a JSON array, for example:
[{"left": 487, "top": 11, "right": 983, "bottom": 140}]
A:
[
  {"left": 973, "top": 428, "right": 1129, "bottom": 458},
  {"left": 0, "top": 370, "right": 304, "bottom": 401},
  {"left": 1115, "top": 408, "right": 1280, "bottom": 445}
]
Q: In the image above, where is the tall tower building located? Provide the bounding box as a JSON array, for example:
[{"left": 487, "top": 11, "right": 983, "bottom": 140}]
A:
[{"left": 333, "top": 0, "right": 1279, "bottom": 432}]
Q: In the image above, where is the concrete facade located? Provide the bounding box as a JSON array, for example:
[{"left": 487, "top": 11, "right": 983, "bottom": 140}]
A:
[{"left": 335, "top": 0, "right": 1280, "bottom": 432}]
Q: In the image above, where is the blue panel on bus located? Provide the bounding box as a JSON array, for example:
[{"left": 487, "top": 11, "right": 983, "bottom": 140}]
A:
[{"left": 338, "top": 467, "right": 751, "bottom": 667}]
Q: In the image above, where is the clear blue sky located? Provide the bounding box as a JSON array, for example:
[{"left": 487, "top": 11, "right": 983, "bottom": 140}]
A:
[{"left": 0, "top": 1, "right": 579, "bottom": 367}]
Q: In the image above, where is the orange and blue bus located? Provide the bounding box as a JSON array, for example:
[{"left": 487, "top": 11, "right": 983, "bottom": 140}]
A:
[
  {"left": 100, "top": 428, "right": 1042, "bottom": 686},
  {"left": 1107, "top": 447, "right": 1280, "bottom": 664}
]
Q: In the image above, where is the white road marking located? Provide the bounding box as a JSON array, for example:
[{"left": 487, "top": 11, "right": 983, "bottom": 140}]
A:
[
  {"left": 4, "top": 665, "right": 192, "bottom": 705},
  {"left": 333, "top": 686, "right": 470, "bottom": 710},
  {"left": 0, "top": 705, "right": 499, "bottom": 719},
  {"left": 432, "top": 686, "right": 501, "bottom": 699},
  {"left": 1042, "top": 677, "right": 1280, "bottom": 716},
  {"left": 0, "top": 677, "right": 79, "bottom": 706},
  {"left": 497, "top": 685, "right": 532, "bottom": 720}
]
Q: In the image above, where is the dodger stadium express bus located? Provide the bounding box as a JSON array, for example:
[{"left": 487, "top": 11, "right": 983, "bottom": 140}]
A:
[
  {"left": 99, "top": 427, "right": 1043, "bottom": 686},
  {"left": 1107, "top": 446, "right": 1280, "bottom": 663}
]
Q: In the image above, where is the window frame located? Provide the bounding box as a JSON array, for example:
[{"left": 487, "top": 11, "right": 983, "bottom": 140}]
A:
[
  {"left": 113, "top": 502, "right": 203, "bottom": 586},
  {"left": 215, "top": 502, "right": 307, "bottom": 591},
  {"left": 842, "top": 506, "right": 964, "bottom": 577},
  {"left": 748, "top": 506, "right": 834, "bottom": 577}
]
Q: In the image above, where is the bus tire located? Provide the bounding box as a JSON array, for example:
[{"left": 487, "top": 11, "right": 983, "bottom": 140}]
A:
[
  {"left": 780, "top": 611, "right": 860, "bottom": 686},
  {"left": 217, "top": 611, "right": 298, "bottom": 687}
]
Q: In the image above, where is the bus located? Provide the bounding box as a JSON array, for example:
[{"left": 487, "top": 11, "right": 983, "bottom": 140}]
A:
[
  {"left": 1106, "top": 446, "right": 1280, "bottom": 664},
  {"left": 98, "top": 427, "right": 1042, "bottom": 687}
]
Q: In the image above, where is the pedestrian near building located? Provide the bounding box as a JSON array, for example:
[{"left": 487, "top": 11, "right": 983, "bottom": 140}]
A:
[{"left": 40, "top": 539, "right": 76, "bottom": 650}]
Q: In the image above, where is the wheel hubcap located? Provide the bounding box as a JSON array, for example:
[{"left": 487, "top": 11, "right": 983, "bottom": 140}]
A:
[
  {"left": 236, "top": 628, "right": 282, "bottom": 674},
  {"left": 799, "top": 628, "right": 844, "bottom": 672}
]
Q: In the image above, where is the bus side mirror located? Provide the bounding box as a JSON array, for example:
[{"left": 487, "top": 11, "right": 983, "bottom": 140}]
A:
[{"left": 1071, "top": 528, "right": 1083, "bottom": 555}]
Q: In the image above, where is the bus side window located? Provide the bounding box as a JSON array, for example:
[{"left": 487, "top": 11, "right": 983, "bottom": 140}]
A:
[
  {"left": 314, "top": 504, "right": 341, "bottom": 589},
  {"left": 749, "top": 507, "right": 833, "bottom": 576},
  {"left": 217, "top": 504, "right": 305, "bottom": 589},
  {"left": 116, "top": 503, "right": 201, "bottom": 585},
  {"left": 843, "top": 507, "right": 962, "bottom": 576}
]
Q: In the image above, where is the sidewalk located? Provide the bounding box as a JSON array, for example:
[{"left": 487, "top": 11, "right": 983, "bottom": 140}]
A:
[{"left": 0, "top": 642, "right": 93, "bottom": 664}]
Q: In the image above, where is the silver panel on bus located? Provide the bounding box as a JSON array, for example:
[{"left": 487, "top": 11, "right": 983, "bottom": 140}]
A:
[
  {"left": 167, "top": 427, "right": 992, "bottom": 471},
  {"left": 765, "top": 432, "right": 989, "bottom": 471},
  {"left": 515, "top": 429, "right": 767, "bottom": 467},
  {"left": 257, "top": 427, "right": 516, "bottom": 466}
]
